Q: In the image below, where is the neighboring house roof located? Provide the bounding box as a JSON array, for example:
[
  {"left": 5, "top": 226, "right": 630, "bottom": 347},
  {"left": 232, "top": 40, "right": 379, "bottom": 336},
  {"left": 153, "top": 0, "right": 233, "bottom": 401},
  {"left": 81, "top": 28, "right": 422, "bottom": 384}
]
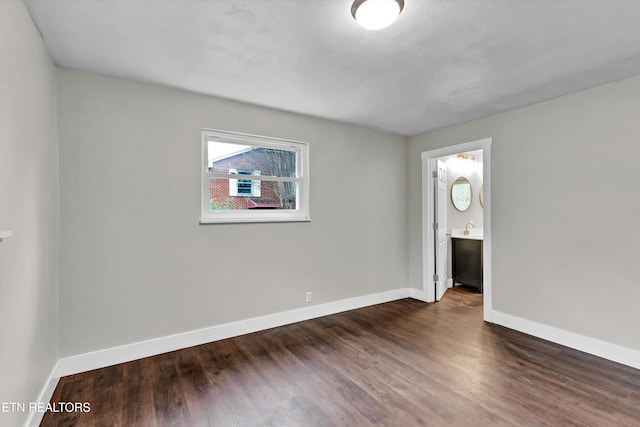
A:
[
  {"left": 209, "top": 147, "right": 296, "bottom": 177},
  {"left": 208, "top": 146, "right": 254, "bottom": 164}
]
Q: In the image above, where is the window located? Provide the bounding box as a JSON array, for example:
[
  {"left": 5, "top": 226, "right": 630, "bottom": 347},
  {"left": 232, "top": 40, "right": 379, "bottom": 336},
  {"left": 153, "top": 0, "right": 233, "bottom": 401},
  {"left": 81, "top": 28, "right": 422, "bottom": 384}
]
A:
[
  {"left": 229, "top": 169, "right": 260, "bottom": 196},
  {"left": 201, "top": 129, "right": 310, "bottom": 223}
]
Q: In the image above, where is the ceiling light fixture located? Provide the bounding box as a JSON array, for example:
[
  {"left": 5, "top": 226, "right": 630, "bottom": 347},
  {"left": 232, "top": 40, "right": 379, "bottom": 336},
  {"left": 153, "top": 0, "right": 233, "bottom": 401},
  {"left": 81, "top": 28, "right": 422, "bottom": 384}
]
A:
[{"left": 351, "top": 0, "right": 405, "bottom": 30}]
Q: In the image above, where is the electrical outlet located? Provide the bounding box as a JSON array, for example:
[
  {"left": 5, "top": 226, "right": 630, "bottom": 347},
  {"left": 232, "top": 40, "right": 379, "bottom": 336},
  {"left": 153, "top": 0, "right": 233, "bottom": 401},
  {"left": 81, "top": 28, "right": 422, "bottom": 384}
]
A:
[{"left": 305, "top": 291, "right": 312, "bottom": 303}]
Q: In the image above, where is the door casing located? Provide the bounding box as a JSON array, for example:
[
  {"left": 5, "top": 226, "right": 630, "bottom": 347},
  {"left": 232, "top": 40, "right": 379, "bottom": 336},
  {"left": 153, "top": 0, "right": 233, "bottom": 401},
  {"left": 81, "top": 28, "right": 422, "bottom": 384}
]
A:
[{"left": 420, "top": 138, "right": 493, "bottom": 322}]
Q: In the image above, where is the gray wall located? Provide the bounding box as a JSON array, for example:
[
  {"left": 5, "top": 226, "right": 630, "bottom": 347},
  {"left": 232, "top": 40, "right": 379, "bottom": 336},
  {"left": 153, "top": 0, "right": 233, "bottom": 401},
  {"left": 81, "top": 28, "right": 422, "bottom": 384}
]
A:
[
  {"left": 409, "top": 75, "right": 640, "bottom": 351},
  {"left": 57, "top": 68, "right": 408, "bottom": 356},
  {"left": 0, "top": 1, "right": 59, "bottom": 426}
]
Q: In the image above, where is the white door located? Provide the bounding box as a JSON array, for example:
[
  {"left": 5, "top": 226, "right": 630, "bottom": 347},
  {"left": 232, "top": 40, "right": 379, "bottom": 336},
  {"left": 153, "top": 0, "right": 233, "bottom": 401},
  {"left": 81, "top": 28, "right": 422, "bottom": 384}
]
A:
[{"left": 434, "top": 159, "right": 448, "bottom": 301}]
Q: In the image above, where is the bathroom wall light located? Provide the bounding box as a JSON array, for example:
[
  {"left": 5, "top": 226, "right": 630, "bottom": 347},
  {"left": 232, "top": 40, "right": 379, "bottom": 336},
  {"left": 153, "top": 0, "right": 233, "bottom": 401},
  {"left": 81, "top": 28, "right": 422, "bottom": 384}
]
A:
[
  {"left": 351, "top": 0, "right": 405, "bottom": 30},
  {"left": 457, "top": 153, "right": 476, "bottom": 162}
]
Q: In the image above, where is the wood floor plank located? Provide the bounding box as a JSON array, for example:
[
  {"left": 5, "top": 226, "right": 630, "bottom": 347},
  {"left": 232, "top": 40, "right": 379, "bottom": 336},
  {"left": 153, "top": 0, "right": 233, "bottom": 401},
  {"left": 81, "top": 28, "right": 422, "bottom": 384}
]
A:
[
  {"left": 266, "top": 344, "right": 372, "bottom": 426},
  {"left": 40, "top": 288, "right": 640, "bottom": 426},
  {"left": 192, "top": 342, "right": 265, "bottom": 427}
]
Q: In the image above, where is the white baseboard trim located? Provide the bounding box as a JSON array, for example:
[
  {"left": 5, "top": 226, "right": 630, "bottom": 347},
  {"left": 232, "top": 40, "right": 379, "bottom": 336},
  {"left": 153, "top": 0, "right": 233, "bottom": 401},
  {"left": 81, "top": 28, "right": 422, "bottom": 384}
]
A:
[
  {"left": 54, "top": 288, "right": 414, "bottom": 378},
  {"left": 24, "top": 361, "right": 60, "bottom": 427},
  {"left": 490, "top": 310, "right": 640, "bottom": 370},
  {"left": 409, "top": 287, "right": 430, "bottom": 302}
]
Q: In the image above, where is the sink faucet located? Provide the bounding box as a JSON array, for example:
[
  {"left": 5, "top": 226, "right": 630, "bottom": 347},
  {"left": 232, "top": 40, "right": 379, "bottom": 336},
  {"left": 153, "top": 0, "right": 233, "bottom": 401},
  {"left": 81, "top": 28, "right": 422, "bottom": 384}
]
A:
[{"left": 464, "top": 222, "right": 475, "bottom": 236}]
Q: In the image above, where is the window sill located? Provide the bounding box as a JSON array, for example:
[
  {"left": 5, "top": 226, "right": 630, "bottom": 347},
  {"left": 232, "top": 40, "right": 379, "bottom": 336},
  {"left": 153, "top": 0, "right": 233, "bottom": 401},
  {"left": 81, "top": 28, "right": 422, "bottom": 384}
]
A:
[{"left": 199, "top": 216, "right": 311, "bottom": 225}]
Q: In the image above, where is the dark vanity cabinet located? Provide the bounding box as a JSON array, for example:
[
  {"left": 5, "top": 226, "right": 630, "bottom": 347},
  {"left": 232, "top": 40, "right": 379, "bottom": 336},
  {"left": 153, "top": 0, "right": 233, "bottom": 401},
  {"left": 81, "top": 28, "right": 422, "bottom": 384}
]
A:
[{"left": 451, "top": 238, "right": 483, "bottom": 292}]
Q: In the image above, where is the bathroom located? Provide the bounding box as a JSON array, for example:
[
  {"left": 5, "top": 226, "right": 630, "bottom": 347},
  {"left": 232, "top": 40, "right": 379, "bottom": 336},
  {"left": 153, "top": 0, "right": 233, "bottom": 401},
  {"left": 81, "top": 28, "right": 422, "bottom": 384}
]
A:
[{"left": 438, "top": 150, "right": 484, "bottom": 294}]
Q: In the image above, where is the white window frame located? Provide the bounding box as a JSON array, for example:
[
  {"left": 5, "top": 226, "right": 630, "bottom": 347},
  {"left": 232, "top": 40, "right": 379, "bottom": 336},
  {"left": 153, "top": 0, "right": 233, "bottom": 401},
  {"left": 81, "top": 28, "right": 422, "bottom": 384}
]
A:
[{"left": 201, "top": 129, "right": 310, "bottom": 224}]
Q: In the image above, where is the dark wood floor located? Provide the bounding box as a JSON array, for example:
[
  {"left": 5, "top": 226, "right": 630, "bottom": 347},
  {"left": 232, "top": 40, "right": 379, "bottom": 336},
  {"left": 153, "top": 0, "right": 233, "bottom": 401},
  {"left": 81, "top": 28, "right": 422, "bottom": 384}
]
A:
[{"left": 42, "top": 287, "right": 640, "bottom": 426}]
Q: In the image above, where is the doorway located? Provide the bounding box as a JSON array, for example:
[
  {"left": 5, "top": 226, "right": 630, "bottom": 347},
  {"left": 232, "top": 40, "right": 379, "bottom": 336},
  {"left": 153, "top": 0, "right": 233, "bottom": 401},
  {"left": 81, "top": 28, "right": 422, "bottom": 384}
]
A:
[{"left": 421, "top": 138, "right": 492, "bottom": 321}]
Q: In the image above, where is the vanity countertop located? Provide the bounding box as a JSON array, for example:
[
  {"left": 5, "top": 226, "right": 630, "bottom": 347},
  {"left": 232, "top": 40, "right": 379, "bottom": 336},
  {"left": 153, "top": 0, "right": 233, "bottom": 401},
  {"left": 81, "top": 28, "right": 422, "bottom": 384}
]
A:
[{"left": 450, "top": 228, "right": 483, "bottom": 240}]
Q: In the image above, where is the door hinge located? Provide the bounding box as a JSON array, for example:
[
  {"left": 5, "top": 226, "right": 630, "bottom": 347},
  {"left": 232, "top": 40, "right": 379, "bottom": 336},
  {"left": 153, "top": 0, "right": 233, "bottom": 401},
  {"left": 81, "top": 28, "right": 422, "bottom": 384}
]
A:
[
  {"left": 433, "top": 274, "right": 439, "bottom": 282},
  {"left": 432, "top": 222, "right": 438, "bottom": 230},
  {"left": 432, "top": 170, "right": 438, "bottom": 178}
]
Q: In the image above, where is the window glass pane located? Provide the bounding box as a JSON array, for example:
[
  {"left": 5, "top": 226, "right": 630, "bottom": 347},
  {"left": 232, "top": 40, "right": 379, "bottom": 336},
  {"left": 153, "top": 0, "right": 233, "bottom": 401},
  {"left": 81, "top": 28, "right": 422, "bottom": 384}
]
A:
[
  {"left": 209, "top": 178, "right": 298, "bottom": 211},
  {"left": 208, "top": 141, "right": 297, "bottom": 178}
]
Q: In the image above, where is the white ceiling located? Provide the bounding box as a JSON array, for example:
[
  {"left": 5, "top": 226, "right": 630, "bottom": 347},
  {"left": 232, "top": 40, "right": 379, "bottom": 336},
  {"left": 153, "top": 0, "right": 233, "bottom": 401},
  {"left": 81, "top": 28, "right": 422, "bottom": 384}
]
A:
[{"left": 25, "top": 0, "right": 640, "bottom": 136}]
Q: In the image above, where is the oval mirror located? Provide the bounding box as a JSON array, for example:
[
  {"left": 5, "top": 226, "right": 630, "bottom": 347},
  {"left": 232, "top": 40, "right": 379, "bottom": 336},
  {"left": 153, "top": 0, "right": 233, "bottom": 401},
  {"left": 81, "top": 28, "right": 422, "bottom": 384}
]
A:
[
  {"left": 479, "top": 183, "right": 484, "bottom": 207},
  {"left": 451, "top": 176, "right": 472, "bottom": 212}
]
